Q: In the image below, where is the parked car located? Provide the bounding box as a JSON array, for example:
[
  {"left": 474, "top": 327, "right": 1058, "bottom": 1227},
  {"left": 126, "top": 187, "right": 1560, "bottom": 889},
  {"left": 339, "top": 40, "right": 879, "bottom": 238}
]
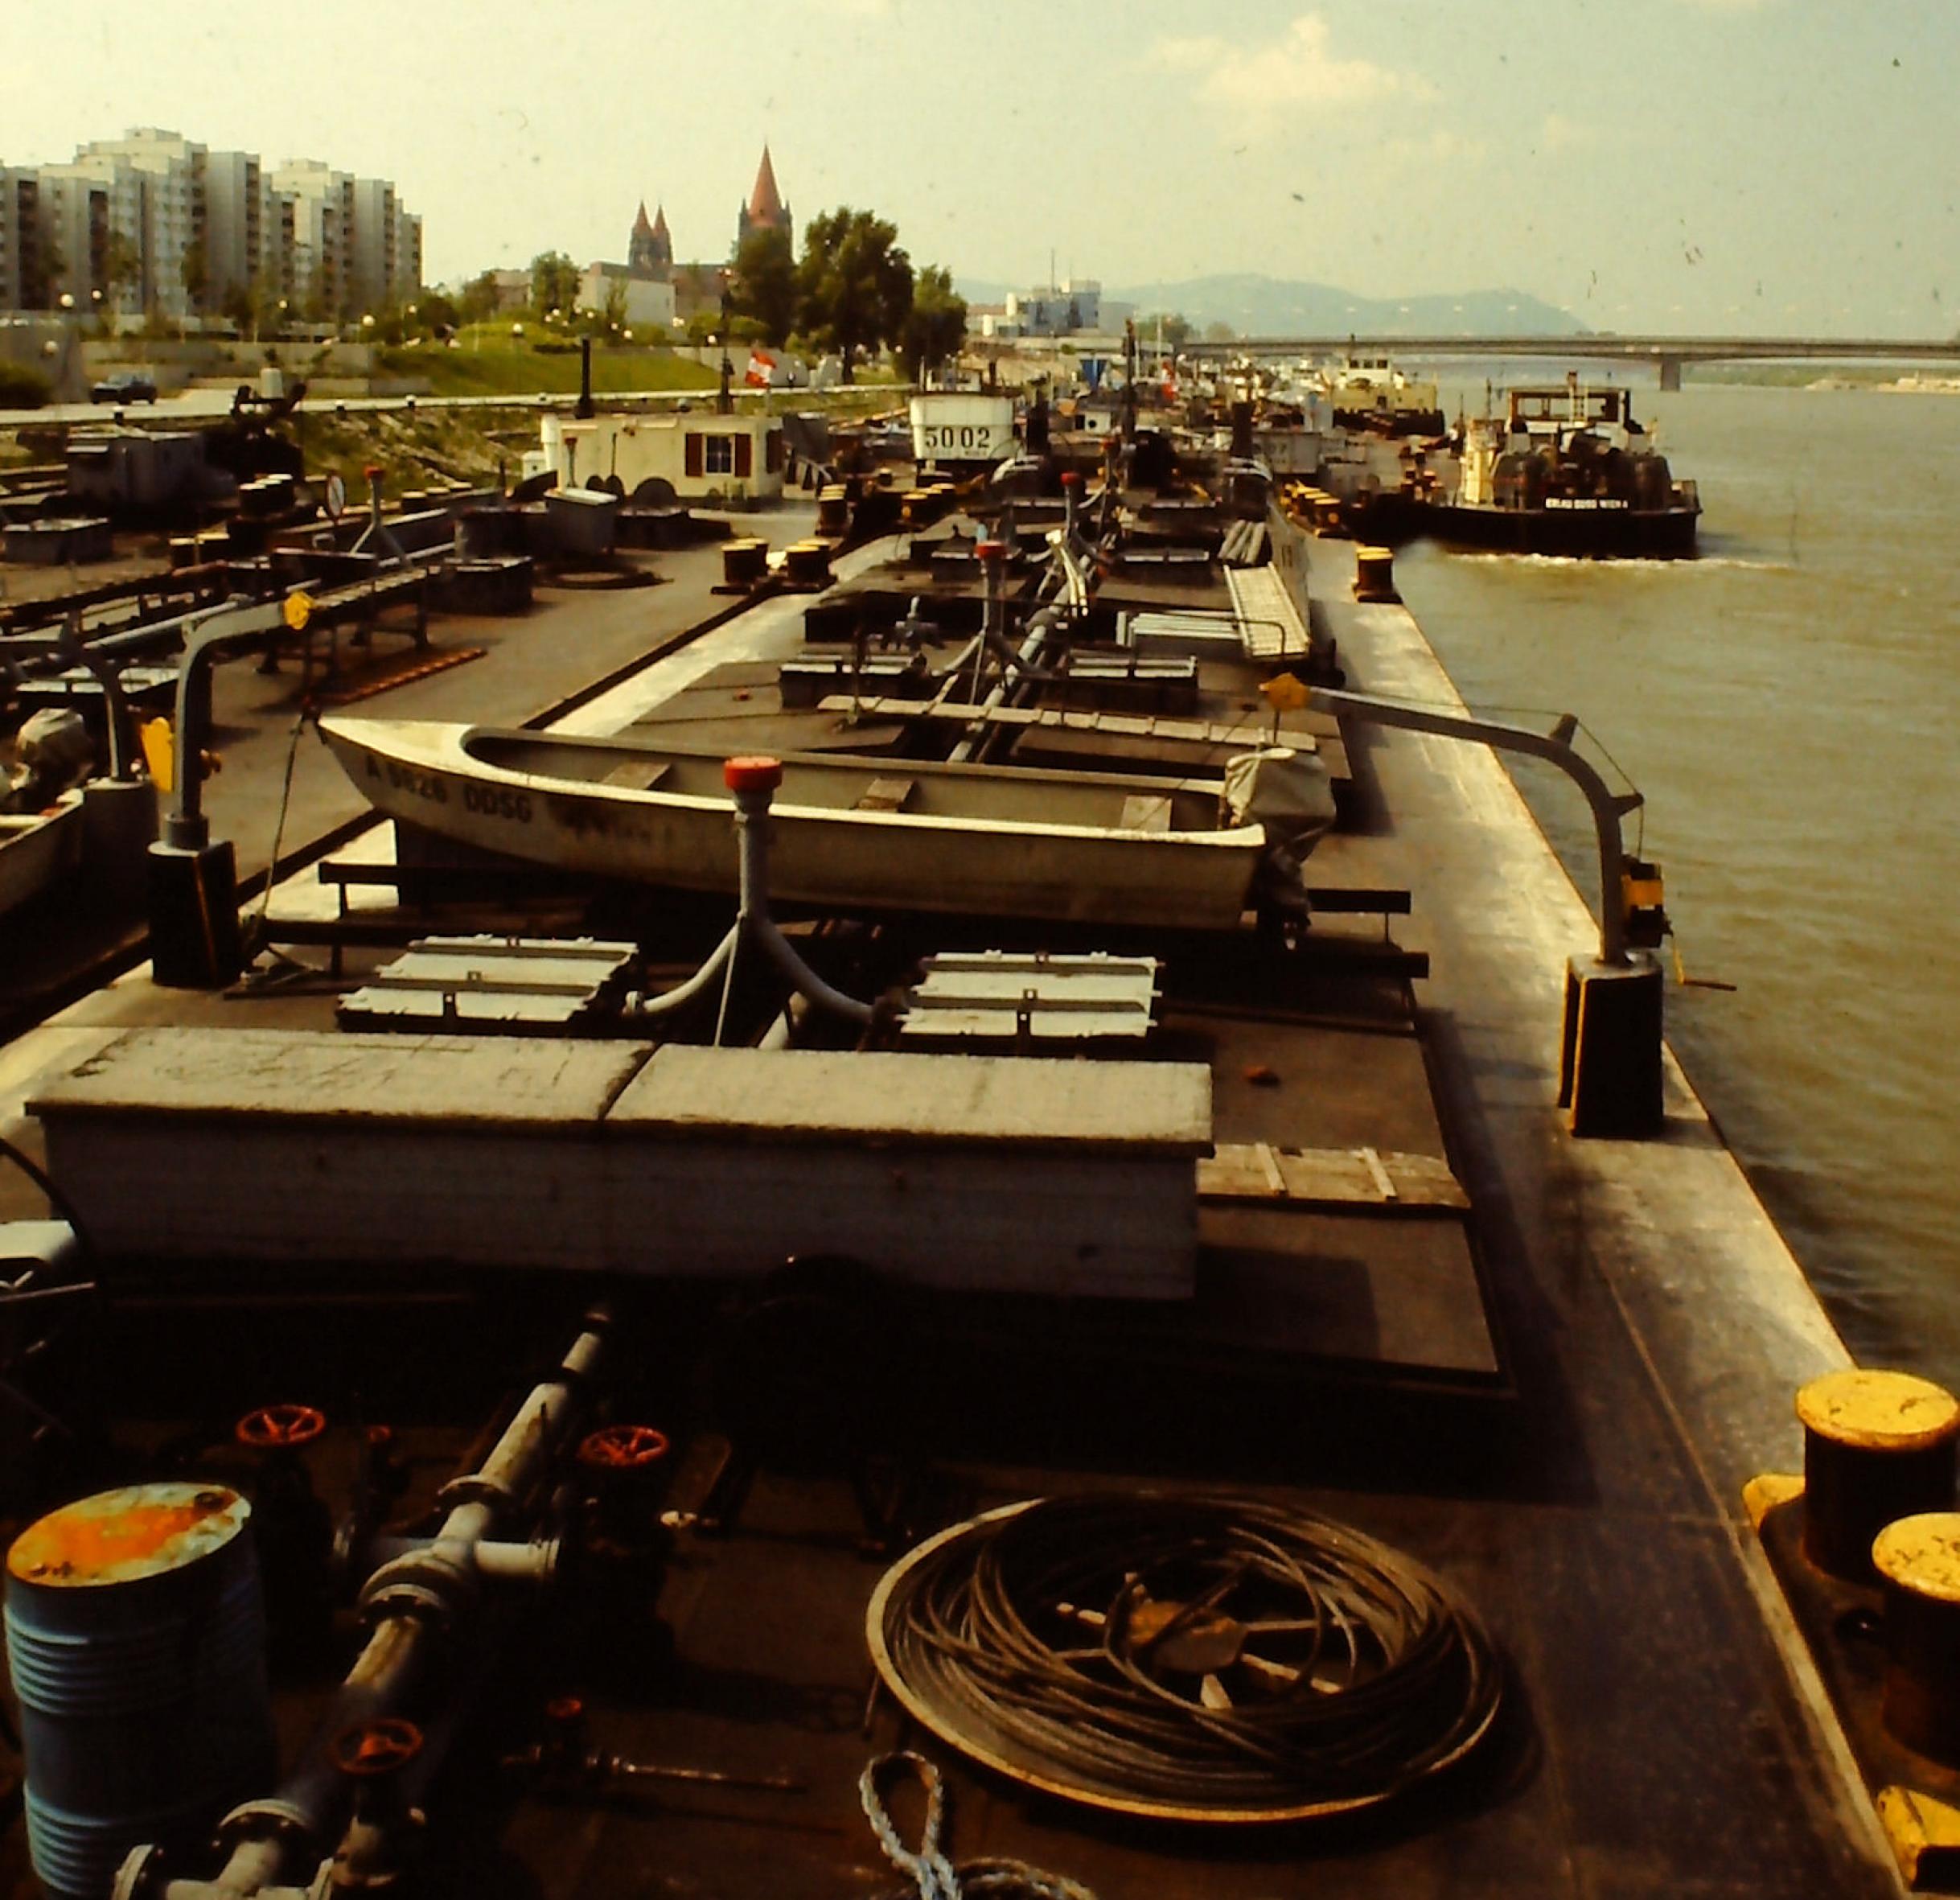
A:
[{"left": 90, "top": 371, "right": 158, "bottom": 405}]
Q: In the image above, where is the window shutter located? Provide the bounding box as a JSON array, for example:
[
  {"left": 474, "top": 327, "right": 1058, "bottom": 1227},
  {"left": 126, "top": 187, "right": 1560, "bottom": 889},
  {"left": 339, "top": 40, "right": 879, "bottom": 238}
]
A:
[
  {"left": 766, "top": 430, "right": 784, "bottom": 474},
  {"left": 734, "top": 433, "right": 754, "bottom": 479},
  {"left": 684, "top": 433, "right": 704, "bottom": 478}
]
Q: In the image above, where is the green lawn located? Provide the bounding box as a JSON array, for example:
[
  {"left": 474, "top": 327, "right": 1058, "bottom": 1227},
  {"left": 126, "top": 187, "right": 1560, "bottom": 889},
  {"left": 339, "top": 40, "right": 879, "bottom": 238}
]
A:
[{"left": 380, "top": 332, "right": 717, "bottom": 398}]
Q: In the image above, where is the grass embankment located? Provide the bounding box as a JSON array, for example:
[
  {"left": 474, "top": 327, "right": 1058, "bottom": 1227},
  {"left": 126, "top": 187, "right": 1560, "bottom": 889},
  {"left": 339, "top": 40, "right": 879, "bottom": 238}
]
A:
[
  {"left": 296, "top": 406, "right": 535, "bottom": 500},
  {"left": 294, "top": 385, "right": 907, "bottom": 501},
  {"left": 379, "top": 329, "right": 718, "bottom": 399}
]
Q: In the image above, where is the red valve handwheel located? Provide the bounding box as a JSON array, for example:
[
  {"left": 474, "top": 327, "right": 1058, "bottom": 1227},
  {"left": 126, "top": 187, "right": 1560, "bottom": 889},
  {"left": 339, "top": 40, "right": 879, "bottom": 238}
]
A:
[
  {"left": 577, "top": 1424, "right": 671, "bottom": 1470},
  {"left": 236, "top": 1403, "right": 327, "bottom": 1450},
  {"left": 331, "top": 1717, "right": 424, "bottom": 1777}
]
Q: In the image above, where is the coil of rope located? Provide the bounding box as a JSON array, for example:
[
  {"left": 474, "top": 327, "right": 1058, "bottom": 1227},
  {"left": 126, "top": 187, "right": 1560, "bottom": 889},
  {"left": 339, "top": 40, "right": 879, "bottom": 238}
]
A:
[{"left": 873, "top": 1493, "right": 1502, "bottom": 1818}]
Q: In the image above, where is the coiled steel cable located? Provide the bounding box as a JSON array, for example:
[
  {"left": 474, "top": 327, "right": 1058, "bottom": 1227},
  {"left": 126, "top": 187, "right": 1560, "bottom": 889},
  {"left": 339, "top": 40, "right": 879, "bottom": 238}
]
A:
[{"left": 876, "top": 1494, "right": 1502, "bottom": 1815}]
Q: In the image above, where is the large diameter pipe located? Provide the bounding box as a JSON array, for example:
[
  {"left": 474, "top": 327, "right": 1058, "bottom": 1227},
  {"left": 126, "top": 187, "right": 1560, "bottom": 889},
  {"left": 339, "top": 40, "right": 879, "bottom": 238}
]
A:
[
  {"left": 733, "top": 785, "right": 873, "bottom": 1027},
  {"left": 119, "top": 1311, "right": 610, "bottom": 1900},
  {"left": 1306, "top": 686, "right": 1646, "bottom": 966},
  {"left": 164, "top": 601, "right": 289, "bottom": 849}
]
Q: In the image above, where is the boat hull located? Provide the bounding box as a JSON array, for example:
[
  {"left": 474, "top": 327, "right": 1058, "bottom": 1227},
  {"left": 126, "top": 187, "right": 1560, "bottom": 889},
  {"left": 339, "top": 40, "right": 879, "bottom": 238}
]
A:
[
  {"left": 0, "top": 793, "right": 84, "bottom": 919},
  {"left": 319, "top": 720, "right": 1267, "bottom": 930},
  {"left": 1350, "top": 491, "right": 1700, "bottom": 558}
]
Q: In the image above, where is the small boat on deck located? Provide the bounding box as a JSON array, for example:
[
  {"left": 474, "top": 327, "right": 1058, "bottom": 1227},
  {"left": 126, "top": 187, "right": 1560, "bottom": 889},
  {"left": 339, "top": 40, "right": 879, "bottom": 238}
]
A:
[
  {"left": 0, "top": 791, "right": 84, "bottom": 920},
  {"left": 318, "top": 718, "right": 1327, "bottom": 930}
]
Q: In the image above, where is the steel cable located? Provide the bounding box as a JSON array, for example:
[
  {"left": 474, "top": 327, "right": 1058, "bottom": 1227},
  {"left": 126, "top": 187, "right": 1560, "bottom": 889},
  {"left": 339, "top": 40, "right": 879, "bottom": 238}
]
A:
[{"left": 877, "top": 1494, "right": 1501, "bottom": 1815}]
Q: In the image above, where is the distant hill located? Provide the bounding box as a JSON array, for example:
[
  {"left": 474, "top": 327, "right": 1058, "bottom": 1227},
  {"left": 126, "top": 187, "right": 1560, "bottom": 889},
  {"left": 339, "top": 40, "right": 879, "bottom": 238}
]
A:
[{"left": 956, "top": 272, "right": 1582, "bottom": 338}]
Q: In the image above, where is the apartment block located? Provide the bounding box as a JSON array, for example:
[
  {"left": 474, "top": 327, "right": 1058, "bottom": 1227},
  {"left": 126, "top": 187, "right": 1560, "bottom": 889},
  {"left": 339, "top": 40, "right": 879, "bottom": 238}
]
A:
[{"left": 1, "top": 129, "right": 421, "bottom": 321}]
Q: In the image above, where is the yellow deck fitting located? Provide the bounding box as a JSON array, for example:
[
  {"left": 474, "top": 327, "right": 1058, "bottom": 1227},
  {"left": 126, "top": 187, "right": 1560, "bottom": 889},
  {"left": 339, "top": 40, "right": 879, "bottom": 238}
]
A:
[
  {"left": 1742, "top": 1472, "right": 1804, "bottom": 1532},
  {"left": 1797, "top": 1369, "right": 1960, "bottom": 1581},
  {"left": 1880, "top": 1786, "right": 1960, "bottom": 1889},
  {"left": 1874, "top": 1513, "right": 1960, "bottom": 1762}
]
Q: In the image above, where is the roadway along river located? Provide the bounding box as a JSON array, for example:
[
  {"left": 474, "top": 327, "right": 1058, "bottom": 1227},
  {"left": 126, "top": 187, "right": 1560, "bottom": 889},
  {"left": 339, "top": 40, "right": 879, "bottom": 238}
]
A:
[{"left": 1396, "top": 380, "right": 1960, "bottom": 1380}]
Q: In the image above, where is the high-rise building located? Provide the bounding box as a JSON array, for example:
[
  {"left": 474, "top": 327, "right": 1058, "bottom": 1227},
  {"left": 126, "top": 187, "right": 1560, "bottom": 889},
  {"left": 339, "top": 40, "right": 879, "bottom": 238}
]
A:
[
  {"left": 200, "top": 147, "right": 269, "bottom": 313},
  {"left": 0, "top": 129, "right": 421, "bottom": 321},
  {"left": 31, "top": 161, "right": 113, "bottom": 313},
  {"left": 396, "top": 209, "right": 423, "bottom": 305},
  {"left": 0, "top": 168, "right": 48, "bottom": 313},
  {"left": 271, "top": 160, "right": 354, "bottom": 319},
  {"left": 77, "top": 129, "right": 202, "bottom": 318}
]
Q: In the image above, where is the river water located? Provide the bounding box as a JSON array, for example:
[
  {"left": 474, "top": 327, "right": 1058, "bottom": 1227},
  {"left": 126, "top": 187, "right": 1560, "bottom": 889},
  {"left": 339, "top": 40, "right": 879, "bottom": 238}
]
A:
[{"left": 1391, "top": 381, "right": 1960, "bottom": 1380}]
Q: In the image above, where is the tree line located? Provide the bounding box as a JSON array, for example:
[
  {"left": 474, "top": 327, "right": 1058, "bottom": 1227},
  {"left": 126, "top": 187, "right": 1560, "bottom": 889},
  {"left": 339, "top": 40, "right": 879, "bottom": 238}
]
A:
[
  {"left": 512, "top": 211, "right": 968, "bottom": 384},
  {"left": 729, "top": 209, "right": 966, "bottom": 383},
  {"left": 396, "top": 208, "right": 970, "bottom": 383}
]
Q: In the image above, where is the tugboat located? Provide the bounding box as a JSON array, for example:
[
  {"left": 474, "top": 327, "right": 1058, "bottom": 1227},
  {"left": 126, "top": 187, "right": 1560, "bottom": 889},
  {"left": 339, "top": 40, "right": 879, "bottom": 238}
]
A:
[
  {"left": 1349, "top": 378, "right": 1701, "bottom": 557},
  {"left": 1321, "top": 354, "right": 1445, "bottom": 436}
]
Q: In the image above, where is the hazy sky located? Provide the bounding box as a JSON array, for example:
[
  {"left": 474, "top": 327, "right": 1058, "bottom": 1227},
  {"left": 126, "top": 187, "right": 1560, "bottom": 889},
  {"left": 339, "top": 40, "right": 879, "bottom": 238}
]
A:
[{"left": 6, "top": 1, "right": 1954, "bottom": 335}]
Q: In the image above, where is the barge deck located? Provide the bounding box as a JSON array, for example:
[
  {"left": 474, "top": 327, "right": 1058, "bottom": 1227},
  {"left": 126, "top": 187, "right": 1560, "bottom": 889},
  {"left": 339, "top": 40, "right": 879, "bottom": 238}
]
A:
[{"left": 0, "top": 501, "right": 1901, "bottom": 1899}]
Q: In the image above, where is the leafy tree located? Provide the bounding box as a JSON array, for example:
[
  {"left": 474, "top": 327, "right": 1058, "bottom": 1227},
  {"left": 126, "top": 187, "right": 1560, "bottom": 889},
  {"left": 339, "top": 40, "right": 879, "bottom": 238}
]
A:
[
  {"left": 459, "top": 269, "right": 501, "bottom": 326},
  {"left": 528, "top": 249, "right": 580, "bottom": 319},
  {"left": 1202, "top": 320, "right": 1235, "bottom": 343},
  {"left": 0, "top": 362, "right": 51, "bottom": 408},
  {"left": 417, "top": 289, "right": 460, "bottom": 335},
  {"left": 900, "top": 265, "right": 968, "bottom": 380},
  {"left": 684, "top": 308, "right": 722, "bottom": 347},
  {"left": 1136, "top": 310, "right": 1192, "bottom": 348},
  {"left": 34, "top": 228, "right": 65, "bottom": 309},
  {"left": 245, "top": 273, "right": 288, "bottom": 339},
  {"left": 103, "top": 231, "right": 143, "bottom": 312},
  {"left": 796, "top": 208, "right": 911, "bottom": 384},
  {"left": 730, "top": 227, "right": 797, "bottom": 348},
  {"left": 179, "top": 237, "right": 209, "bottom": 314}
]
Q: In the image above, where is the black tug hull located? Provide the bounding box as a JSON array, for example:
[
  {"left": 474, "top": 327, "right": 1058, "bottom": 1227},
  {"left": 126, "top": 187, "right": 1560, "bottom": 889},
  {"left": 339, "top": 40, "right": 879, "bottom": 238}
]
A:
[{"left": 1351, "top": 491, "right": 1700, "bottom": 558}]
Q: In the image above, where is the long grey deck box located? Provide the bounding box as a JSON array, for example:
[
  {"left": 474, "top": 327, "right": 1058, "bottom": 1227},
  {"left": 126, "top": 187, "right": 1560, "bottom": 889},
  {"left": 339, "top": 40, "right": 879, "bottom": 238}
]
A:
[
  {"left": 600, "top": 1045, "right": 1209, "bottom": 1298},
  {"left": 30, "top": 1029, "right": 649, "bottom": 1273},
  {"left": 31, "top": 1030, "right": 1210, "bottom": 1298}
]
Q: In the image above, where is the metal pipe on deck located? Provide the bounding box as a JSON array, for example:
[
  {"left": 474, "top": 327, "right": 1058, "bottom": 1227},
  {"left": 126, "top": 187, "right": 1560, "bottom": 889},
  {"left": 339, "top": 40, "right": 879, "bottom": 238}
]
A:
[
  {"left": 951, "top": 541, "right": 1068, "bottom": 767},
  {"left": 115, "top": 1311, "right": 611, "bottom": 1900},
  {"left": 144, "top": 598, "right": 290, "bottom": 987},
  {"left": 1304, "top": 687, "right": 1645, "bottom": 968},
  {"left": 1305, "top": 683, "right": 1667, "bottom": 1136},
  {"left": 625, "top": 758, "right": 874, "bottom": 1036}
]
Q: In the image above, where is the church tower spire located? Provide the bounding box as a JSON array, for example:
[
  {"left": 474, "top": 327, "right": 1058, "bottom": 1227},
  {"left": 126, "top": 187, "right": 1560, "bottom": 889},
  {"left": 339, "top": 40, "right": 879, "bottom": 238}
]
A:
[{"left": 736, "top": 145, "right": 791, "bottom": 250}]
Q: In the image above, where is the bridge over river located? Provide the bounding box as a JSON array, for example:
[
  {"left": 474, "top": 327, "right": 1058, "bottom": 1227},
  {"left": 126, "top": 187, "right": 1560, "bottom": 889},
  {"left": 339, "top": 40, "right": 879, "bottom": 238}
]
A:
[{"left": 1181, "top": 335, "right": 1960, "bottom": 390}]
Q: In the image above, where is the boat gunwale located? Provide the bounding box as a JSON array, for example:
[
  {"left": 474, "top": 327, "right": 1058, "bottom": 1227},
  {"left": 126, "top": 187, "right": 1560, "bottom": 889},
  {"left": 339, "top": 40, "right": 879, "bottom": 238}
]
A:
[{"left": 322, "top": 718, "right": 1272, "bottom": 853}]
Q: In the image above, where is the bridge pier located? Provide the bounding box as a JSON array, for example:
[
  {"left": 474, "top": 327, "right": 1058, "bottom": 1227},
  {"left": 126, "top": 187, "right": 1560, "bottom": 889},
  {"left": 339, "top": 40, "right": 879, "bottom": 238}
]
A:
[{"left": 1656, "top": 356, "right": 1683, "bottom": 393}]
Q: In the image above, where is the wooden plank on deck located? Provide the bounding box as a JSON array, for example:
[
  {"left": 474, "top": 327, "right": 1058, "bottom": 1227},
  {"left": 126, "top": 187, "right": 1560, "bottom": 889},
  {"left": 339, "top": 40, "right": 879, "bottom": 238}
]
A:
[{"left": 1199, "top": 1141, "right": 1470, "bottom": 1211}]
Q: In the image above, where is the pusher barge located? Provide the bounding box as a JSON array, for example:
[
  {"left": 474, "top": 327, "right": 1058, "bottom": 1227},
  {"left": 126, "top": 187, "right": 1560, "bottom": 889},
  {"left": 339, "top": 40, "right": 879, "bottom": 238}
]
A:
[{"left": 0, "top": 421, "right": 1947, "bottom": 1900}]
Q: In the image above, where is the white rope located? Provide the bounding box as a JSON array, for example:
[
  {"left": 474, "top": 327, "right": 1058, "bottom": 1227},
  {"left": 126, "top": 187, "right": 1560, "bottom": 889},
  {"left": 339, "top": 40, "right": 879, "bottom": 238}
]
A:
[{"left": 858, "top": 1752, "right": 1101, "bottom": 1900}]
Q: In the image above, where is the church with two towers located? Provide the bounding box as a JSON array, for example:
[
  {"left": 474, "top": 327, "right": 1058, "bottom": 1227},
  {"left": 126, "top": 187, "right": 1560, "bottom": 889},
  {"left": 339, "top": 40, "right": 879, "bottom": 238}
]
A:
[{"left": 578, "top": 147, "right": 791, "bottom": 331}]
